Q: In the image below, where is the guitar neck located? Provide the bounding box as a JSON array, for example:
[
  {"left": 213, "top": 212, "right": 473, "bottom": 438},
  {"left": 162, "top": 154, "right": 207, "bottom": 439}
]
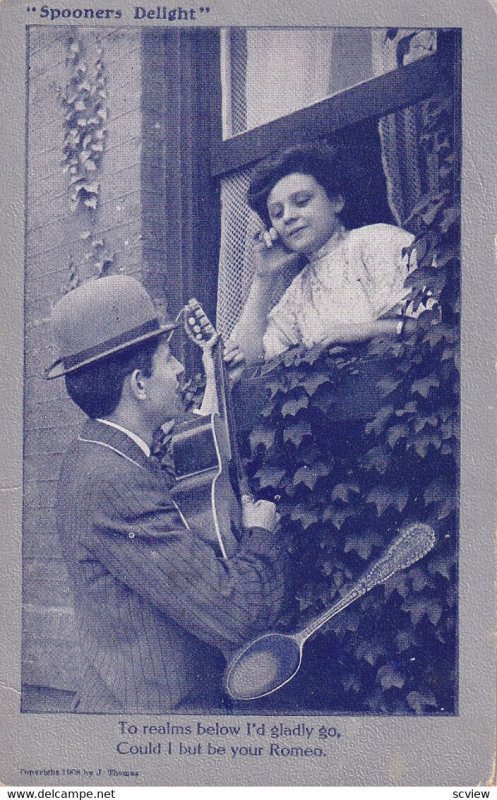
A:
[
  {"left": 209, "top": 339, "right": 246, "bottom": 492},
  {"left": 184, "top": 299, "right": 247, "bottom": 496}
]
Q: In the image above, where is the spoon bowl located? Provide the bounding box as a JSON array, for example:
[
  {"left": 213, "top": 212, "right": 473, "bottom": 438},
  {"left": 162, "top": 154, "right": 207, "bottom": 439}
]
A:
[{"left": 224, "top": 632, "right": 302, "bottom": 700}]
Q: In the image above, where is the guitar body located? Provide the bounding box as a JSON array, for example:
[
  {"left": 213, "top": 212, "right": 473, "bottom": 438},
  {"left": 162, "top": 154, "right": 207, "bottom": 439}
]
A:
[{"left": 171, "top": 411, "right": 242, "bottom": 559}]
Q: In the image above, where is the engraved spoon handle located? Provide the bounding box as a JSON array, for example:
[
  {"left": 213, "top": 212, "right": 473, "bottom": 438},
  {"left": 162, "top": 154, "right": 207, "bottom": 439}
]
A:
[{"left": 295, "top": 523, "right": 436, "bottom": 644}]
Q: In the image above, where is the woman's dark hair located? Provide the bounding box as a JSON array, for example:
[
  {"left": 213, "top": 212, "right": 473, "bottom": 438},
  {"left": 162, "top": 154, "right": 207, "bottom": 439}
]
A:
[
  {"left": 247, "top": 142, "right": 348, "bottom": 228},
  {"left": 65, "top": 336, "right": 162, "bottom": 419}
]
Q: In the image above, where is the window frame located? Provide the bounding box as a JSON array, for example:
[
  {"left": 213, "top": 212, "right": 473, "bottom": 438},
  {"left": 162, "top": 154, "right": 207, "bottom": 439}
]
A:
[{"left": 210, "top": 29, "right": 459, "bottom": 179}]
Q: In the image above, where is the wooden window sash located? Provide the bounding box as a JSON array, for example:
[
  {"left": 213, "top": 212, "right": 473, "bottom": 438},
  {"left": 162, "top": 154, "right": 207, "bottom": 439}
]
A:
[{"left": 210, "top": 45, "right": 456, "bottom": 178}]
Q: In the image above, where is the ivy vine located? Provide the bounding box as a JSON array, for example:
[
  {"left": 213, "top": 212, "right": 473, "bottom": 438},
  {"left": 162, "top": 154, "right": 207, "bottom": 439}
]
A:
[
  {"left": 236, "top": 87, "right": 459, "bottom": 714},
  {"left": 58, "top": 33, "right": 114, "bottom": 292}
]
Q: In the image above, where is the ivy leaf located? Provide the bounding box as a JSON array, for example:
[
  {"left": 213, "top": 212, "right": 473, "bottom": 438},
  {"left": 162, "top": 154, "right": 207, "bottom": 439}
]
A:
[
  {"left": 423, "top": 477, "right": 449, "bottom": 505},
  {"left": 344, "top": 529, "right": 384, "bottom": 560},
  {"left": 376, "top": 377, "right": 402, "bottom": 398},
  {"left": 384, "top": 570, "right": 410, "bottom": 600},
  {"left": 297, "top": 441, "right": 324, "bottom": 464},
  {"left": 253, "top": 466, "right": 286, "bottom": 490},
  {"left": 396, "top": 400, "right": 418, "bottom": 417},
  {"left": 366, "top": 485, "right": 409, "bottom": 516},
  {"left": 411, "top": 432, "right": 442, "bottom": 458},
  {"left": 303, "top": 371, "right": 332, "bottom": 396},
  {"left": 355, "top": 641, "right": 386, "bottom": 666},
  {"left": 396, "top": 629, "right": 418, "bottom": 652},
  {"left": 293, "top": 462, "right": 328, "bottom": 491},
  {"left": 364, "top": 404, "right": 394, "bottom": 436},
  {"left": 362, "top": 445, "right": 391, "bottom": 474},
  {"left": 266, "top": 379, "right": 284, "bottom": 400},
  {"left": 424, "top": 323, "right": 452, "bottom": 349},
  {"left": 411, "top": 376, "right": 440, "bottom": 398},
  {"left": 440, "top": 416, "right": 457, "bottom": 440},
  {"left": 329, "top": 609, "right": 360, "bottom": 636},
  {"left": 439, "top": 206, "right": 459, "bottom": 233},
  {"left": 290, "top": 503, "right": 320, "bottom": 529},
  {"left": 281, "top": 394, "right": 309, "bottom": 416},
  {"left": 437, "top": 494, "right": 456, "bottom": 520},
  {"left": 413, "top": 414, "right": 438, "bottom": 434},
  {"left": 309, "top": 382, "right": 337, "bottom": 413},
  {"left": 387, "top": 423, "right": 409, "bottom": 449},
  {"left": 249, "top": 424, "right": 275, "bottom": 452},
  {"left": 283, "top": 419, "right": 312, "bottom": 447},
  {"left": 81, "top": 181, "right": 100, "bottom": 194},
  {"left": 401, "top": 595, "right": 443, "bottom": 626},
  {"left": 376, "top": 664, "right": 405, "bottom": 690},
  {"left": 440, "top": 441, "right": 455, "bottom": 456},
  {"left": 408, "top": 566, "right": 433, "bottom": 592},
  {"left": 296, "top": 591, "right": 316, "bottom": 614},
  {"left": 422, "top": 198, "right": 445, "bottom": 226},
  {"left": 407, "top": 689, "right": 437, "bottom": 713},
  {"left": 323, "top": 504, "right": 358, "bottom": 531},
  {"left": 428, "top": 552, "right": 453, "bottom": 581},
  {"left": 331, "top": 482, "right": 360, "bottom": 503}
]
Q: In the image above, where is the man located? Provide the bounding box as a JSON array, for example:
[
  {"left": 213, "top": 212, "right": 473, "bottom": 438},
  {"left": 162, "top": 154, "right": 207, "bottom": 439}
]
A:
[{"left": 46, "top": 275, "right": 289, "bottom": 713}]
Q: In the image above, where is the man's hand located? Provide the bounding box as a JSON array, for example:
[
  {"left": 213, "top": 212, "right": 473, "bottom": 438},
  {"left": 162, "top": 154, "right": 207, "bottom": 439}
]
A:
[
  {"left": 241, "top": 495, "right": 280, "bottom": 533},
  {"left": 223, "top": 338, "right": 246, "bottom": 386}
]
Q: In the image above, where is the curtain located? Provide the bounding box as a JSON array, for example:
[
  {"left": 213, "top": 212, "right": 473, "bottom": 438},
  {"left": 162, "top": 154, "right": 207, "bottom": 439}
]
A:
[{"left": 371, "top": 29, "right": 439, "bottom": 226}]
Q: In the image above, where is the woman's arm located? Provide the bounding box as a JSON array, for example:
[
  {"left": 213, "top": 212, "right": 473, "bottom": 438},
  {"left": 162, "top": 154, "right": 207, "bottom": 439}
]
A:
[
  {"left": 231, "top": 229, "right": 300, "bottom": 364},
  {"left": 320, "top": 317, "right": 416, "bottom": 348},
  {"left": 231, "top": 272, "right": 280, "bottom": 363}
]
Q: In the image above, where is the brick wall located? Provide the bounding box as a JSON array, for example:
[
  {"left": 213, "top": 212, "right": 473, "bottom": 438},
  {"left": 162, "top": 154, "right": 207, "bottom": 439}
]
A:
[{"left": 22, "top": 26, "right": 147, "bottom": 695}]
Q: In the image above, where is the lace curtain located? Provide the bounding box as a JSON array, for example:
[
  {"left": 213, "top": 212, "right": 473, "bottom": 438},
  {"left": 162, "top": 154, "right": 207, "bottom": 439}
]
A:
[{"left": 371, "top": 29, "right": 439, "bottom": 226}]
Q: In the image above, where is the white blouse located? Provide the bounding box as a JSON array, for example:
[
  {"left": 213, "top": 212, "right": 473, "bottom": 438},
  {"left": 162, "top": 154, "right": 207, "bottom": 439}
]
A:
[{"left": 262, "top": 223, "right": 415, "bottom": 360}]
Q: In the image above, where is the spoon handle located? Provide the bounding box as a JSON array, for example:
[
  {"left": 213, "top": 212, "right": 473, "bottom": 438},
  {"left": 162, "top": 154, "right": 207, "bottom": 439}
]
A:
[{"left": 296, "top": 522, "right": 436, "bottom": 644}]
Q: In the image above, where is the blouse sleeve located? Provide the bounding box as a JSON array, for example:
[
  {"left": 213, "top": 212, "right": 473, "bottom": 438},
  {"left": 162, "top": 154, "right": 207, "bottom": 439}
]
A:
[
  {"left": 262, "top": 282, "right": 302, "bottom": 360},
  {"left": 360, "top": 224, "right": 416, "bottom": 318}
]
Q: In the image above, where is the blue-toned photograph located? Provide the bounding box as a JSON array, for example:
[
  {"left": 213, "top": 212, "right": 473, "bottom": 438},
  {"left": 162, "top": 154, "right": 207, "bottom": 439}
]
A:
[{"left": 22, "top": 25, "right": 460, "bottom": 715}]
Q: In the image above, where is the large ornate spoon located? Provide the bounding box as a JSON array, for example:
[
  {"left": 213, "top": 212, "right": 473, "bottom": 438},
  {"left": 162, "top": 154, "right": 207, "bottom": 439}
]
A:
[{"left": 224, "top": 522, "right": 436, "bottom": 701}]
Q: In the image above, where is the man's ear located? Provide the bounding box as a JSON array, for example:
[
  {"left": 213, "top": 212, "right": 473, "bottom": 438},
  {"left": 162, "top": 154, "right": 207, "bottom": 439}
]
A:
[{"left": 129, "top": 369, "right": 147, "bottom": 401}]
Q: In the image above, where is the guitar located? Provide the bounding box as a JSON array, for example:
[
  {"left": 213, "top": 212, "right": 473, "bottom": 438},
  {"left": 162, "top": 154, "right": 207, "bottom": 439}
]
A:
[{"left": 171, "top": 299, "right": 249, "bottom": 559}]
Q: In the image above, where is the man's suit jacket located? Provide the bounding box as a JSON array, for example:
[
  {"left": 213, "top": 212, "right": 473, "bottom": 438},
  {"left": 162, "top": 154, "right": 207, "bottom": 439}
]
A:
[{"left": 56, "top": 418, "right": 289, "bottom": 713}]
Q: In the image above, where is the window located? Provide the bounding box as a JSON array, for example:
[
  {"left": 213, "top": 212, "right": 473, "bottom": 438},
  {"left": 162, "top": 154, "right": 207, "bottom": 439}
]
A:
[{"left": 214, "top": 27, "right": 449, "bottom": 336}]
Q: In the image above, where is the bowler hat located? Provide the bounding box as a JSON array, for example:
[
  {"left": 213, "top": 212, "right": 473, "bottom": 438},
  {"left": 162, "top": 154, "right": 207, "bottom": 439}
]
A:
[{"left": 45, "top": 275, "right": 179, "bottom": 380}]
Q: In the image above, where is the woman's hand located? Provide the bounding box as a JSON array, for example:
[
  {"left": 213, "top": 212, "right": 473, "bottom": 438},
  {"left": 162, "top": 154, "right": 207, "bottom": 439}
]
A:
[
  {"left": 223, "top": 338, "right": 246, "bottom": 386},
  {"left": 253, "top": 227, "right": 300, "bottom": 278}
]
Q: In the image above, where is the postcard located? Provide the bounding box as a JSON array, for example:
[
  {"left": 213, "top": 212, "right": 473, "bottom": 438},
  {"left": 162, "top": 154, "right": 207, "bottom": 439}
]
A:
[{"left": 0, "top": 0, "right": 496, "bottom": 787}]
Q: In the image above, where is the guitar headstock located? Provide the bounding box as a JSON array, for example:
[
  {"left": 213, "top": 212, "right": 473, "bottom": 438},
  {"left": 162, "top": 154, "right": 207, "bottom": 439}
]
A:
[{"left": 183, "top": 298, "right": 219, "bottom": 349}]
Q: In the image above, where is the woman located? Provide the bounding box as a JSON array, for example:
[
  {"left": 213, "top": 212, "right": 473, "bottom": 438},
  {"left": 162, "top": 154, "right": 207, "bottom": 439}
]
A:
[{"left": 231, "top": 143, "right": 417, "bottom": 363}]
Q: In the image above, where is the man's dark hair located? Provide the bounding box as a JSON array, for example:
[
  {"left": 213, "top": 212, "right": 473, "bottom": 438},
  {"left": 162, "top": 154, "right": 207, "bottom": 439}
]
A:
[
  {"left": 65, "top": 336, "right": 162, "bottom": 418},
  {"left": 247, "top": 142, "right": 348, "bottom": 228}
]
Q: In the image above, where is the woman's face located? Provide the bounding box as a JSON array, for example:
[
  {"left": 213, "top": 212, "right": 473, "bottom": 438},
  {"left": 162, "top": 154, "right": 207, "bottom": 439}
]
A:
[{"left": 266, "top": 173, "right": 344, "bottom": 256}]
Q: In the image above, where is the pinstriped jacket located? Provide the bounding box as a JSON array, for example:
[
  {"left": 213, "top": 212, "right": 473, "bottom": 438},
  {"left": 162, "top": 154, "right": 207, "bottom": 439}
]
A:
[{"left": 56, "top": 418, "right": 290, "bottom": 713}]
